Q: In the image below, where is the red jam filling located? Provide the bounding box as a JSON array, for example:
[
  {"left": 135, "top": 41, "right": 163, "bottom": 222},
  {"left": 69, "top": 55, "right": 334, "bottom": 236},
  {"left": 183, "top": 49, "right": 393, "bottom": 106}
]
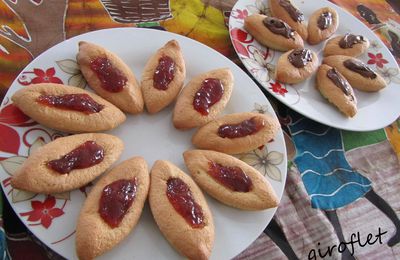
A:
[
  {"left": 193, "top": 78, "right": 224, "bottom": 116},
  {"left": 208, "top": 161, "right": 253, "bottom": 192},
  {"left": 90, "top": 57, "right": 127, "bottom": 93},
  {"left": 166, "top": 178, "right": 205, "bottom": 228},
  {"left": 47, "top": 141, "right": 104, "bottom": 174},
  {"left": 99, "top": 178, "right": 137, "bottom": 228},
  {"left": 153, "top": 56, "right": 175, "bottom": 90},
  {"left": 218, "top": 116, "right": 265, "bottom": 138},
  {"left": 37, "top": 94, "right": 104, "bottom": 114}
]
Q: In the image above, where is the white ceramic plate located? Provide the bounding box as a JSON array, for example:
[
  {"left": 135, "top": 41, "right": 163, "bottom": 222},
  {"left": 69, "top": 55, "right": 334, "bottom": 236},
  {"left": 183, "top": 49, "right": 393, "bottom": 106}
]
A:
[
  {"left": 0, "top": 28, "right": 287, "bottom": 260},
  {"left": 229, "top": 0, "right": 400, "bottom": 131}
]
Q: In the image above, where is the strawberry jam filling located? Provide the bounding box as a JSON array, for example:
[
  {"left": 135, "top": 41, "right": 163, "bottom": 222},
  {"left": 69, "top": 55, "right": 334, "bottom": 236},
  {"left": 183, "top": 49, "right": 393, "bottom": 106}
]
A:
[
  {"left": 208, "top": 161, "right": 253, "bottom": 192},
  {"left": 47, "top": 141, "right": 104, "bottom": 174},
  {"left": 90, "top": 57, "right": 127, "bottom": 92},
  {"left": 37, "top": 94, "right": 104, "bottom": 114},
  {"left": 99, "top": 178, "right": 137, "bottom": 228},
  {"left": 166, "top": 178, "right": 205, "bottom": 228},
  {"left": 193, "top": 78, "right": 224, "bottom": 116},
  {"left": 218, "top": 116, "right": 265, "bottom": 138},
  {"left": 153, "top": 56, "right": 175, "bottom": 90}
]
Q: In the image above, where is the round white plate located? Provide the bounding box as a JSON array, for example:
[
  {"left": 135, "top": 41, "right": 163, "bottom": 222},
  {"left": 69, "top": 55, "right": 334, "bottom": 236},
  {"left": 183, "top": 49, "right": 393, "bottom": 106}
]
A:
[
  {"left": 229, "top": 0, "right": 400, "bottom": 131},
  {"left": 0, "top": 28, "right": 287, "bottom": 260}
]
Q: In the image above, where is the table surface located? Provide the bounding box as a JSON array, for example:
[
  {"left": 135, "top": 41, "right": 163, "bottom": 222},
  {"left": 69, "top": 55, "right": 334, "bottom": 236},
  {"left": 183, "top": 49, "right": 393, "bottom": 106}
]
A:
[{"left": 0, "top": 0, "right": 400, "bottom": 259}]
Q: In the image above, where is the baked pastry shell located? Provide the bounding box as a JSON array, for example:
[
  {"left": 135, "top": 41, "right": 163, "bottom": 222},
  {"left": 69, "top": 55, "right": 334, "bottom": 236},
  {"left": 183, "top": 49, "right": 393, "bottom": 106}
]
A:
[
  {"left": 316, "top": 64, "right": 357, "bottom": 117},
  {"left": 323, "top": 55, "right": 386, "bottom": 92},
  {"left": 77, "top": 41, "right": 144, "bottom": 114},
  {"left": 76, "top": 157, "right": 149, "bottom": 260},
  {"left": 11, "top": 83, "right": 126, "bottom": 133},
  {"left": 244, "top": 14, "right": 304, "bottom": 52},
  {"left": 275, "top": 49, "right": 319, "bottom": 84},
  {"left": 183, "top": 149, "right": 279, "bottom": 210},
  {"left": 173, "top": 68, "right": 234, "bottom": 130},
  {"left": 269, "top": 0, "right": 308, "bottom": 40},
  {"left": 149, "top": 160, "right": 214, "bottom": 260},
  {"left": 192, "top": 112, "right": 280, "bottom": 154},
  {"left": 10, "top": 133, "right": 124, "bottom": 194},
  {"left": 323, "top": 35, "right": 370, "bottom": 57},
  {"left": 307, "top": 7, "right": 339, "bottom": 45},
  {"left": 141, "top": 40, "right": 186, "bottom": 114}
]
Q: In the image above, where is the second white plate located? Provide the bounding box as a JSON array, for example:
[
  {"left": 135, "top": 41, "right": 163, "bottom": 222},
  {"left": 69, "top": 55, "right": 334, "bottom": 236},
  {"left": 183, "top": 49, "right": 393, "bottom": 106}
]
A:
[{"left": 229, "top": 0, "right": 400, "bottom": 131}]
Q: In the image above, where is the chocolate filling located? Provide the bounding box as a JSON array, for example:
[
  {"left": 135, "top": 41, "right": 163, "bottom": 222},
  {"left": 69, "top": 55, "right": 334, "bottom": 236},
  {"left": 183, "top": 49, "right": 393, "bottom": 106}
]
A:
[
  {"left": 339, "top": 34, "right": 366, "bottom": 48},
  {"left": 263, "top": 17, "right": 295, "bottom": 39},
  {"left": 343, "top": 59, "right": 377, "bottom": 79},
  {"left": 327, "top": 68, "right": 354, "bottom": 100},
  {"left": 288, "top": 49, "right": 312, "bottom": 68},
  {"left": 318, "top": 12, "right": 333, "bottom": 30},
  {"left": 279, "top": 0, "right": 304, "bottom": 22}
]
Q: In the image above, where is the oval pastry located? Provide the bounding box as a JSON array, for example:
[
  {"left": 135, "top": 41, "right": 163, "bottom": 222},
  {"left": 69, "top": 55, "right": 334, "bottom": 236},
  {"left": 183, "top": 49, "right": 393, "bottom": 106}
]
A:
[
  {"left": 173, "top": 68, "right": 233, "bottom": 130},
  {"left": 269, "top": 0, "right": 308, "bottom": 41},
  {"left": 11, "top": 133, "right": 123, "bottom": 193},
  {"left": 275, "top": 49, "right": 319, "bottom": 84},
  {"left": 192, "top": 112, "right": 280, "bottom": 154},
  {"left": 141, "top": 40, "right": 186, "bottom": 114},
  {"left": 244, "top": 14, "right": 303, "bottom": 51},
  {"left": 307, "top": 7, "right": 339, "bottom": 45},
  {"left": 77, "top": 41, "right": 144, "bottom": 114},
  {"left": 323, "top": 55, "right": 386, "bottom": 92},
  {"left": 324, "top": 34, "right": 370, "bottom": 57},
  {"left": 316, "top": 64, "right": 357, "bottom": 117},
  {"left": 149, "top": 160, "right": 214, "bottom": 260},
  {"left": 183, "top": 150, "right": 279, "bottom": 210},
  {"left": 11, "top": 83, "right": 126, "bottom": 133},
  {"left": 76, "top": 157, "right": 149, "bottom": 260}
]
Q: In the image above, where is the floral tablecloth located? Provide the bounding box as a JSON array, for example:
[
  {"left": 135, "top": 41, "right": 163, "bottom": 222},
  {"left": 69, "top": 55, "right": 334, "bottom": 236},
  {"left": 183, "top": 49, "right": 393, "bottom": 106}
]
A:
[{"left": 0, "top": 0, "right": 400, "bottom": 259}]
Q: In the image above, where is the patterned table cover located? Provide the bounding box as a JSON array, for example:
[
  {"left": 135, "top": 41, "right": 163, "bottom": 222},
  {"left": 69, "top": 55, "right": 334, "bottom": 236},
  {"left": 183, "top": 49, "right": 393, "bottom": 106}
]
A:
[{"left": 0, "top": 0, "right": 399, "bottom": 259}]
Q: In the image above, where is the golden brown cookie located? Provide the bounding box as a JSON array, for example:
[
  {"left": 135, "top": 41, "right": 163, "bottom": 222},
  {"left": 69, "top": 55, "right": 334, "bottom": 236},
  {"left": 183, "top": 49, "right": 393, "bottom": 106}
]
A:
[
  {"left": 183, "top": 149, "right": 279, "bottom": 210},
  {"left": 141, "top": 40, "right": 186, "bottom": 114},
  {"left": 324, "top": 34, "right": 370, "bottom": 57},
  {"left": 77, "top": 41, "right": 144, "bottom": 114},
  {"left": 173, "top": 68, "right": 233, "bottom": 130},
  {"left": 307, "top": 7, "right": 339, "bottom": 45},
  {"left": 192, "top": 112, "right": 280, "bottom": 154},
  {"left": 11, "top": 83, "right": 126, "bottom": 133},
  {"left": 275, "top": 49, "right": 319, "bottom": 84},
  {"left": 76, "top": 157, "right": 149, "bottom": 260},
  {"left": 316, "top": 64, "right": 357, "bottom": 117},
  {"left": 244, "top": 14, "right": 304, "bottom": 51},
  {"left": 323, "top": 55, "right": 386, "bottom": 92},
  {"left": 149, "top": 160, "right": 214, "bottom": 260},
  {"left": 269, "top": 0, "right": 308, "bottom": 40},
  {"left": 11, "top": 133, "right": 123, "bottom": 194}
]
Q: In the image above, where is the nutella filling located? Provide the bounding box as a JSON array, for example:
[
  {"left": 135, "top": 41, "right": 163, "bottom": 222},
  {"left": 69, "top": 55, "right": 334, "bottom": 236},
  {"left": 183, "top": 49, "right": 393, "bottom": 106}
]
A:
[
  {"left": 343, "top": 59, "right": 377, "bottom": 79},
  {"left": 318, "top": 12, "right": 333, "bottom": 30},
  {"left": 279, "top": 0, "right": 304, "bottom": 22},
  {"left": 339, "top": 34, "right": 366, "bottom": 49},
  {"left": 288, "top": 49, "right": 312, "bottom": 68},
  {"left": 327, "top": 68, "right": 354, "bottom": 100},
  {"left": 263, "top": 17, "right": 295, "bottom": 39}
]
